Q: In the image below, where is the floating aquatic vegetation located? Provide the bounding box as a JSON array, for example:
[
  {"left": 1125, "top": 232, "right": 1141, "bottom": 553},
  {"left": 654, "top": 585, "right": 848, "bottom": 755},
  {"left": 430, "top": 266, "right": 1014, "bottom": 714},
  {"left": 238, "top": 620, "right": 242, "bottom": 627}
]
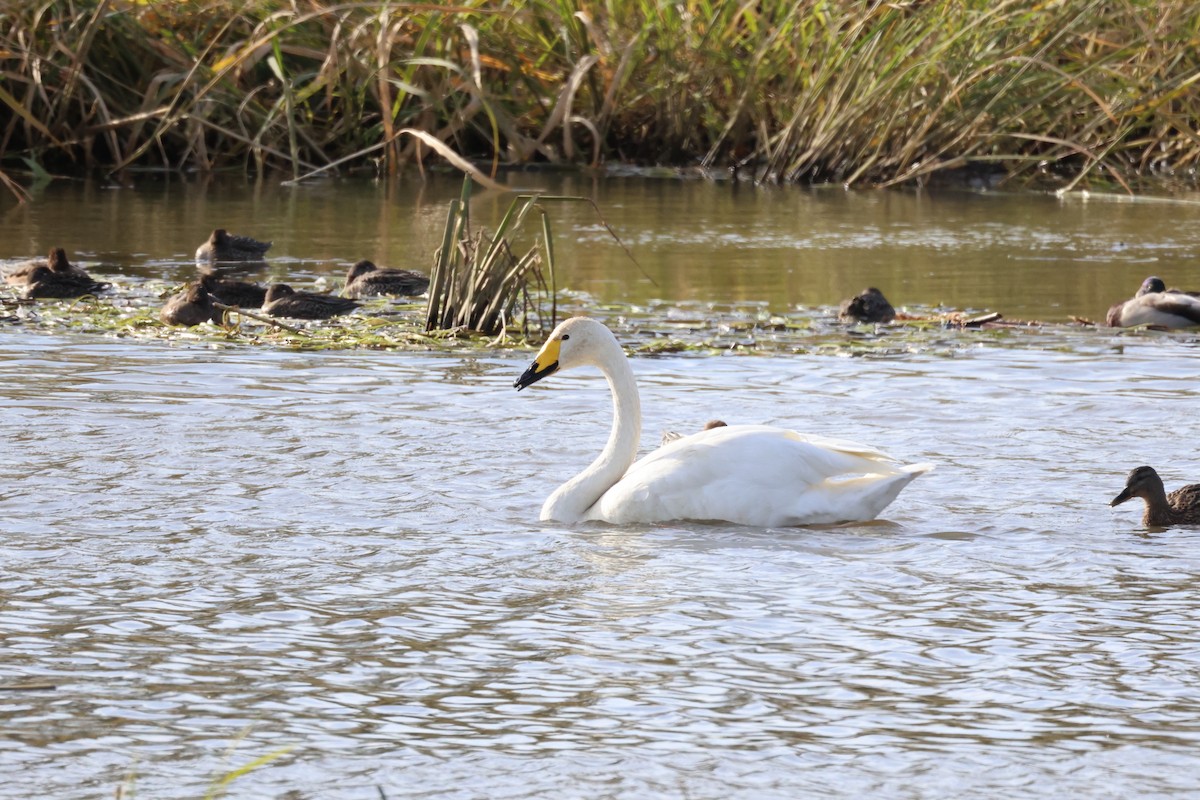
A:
[{"left": 4, "top": 272, "right": 1190, "bottom": 359}]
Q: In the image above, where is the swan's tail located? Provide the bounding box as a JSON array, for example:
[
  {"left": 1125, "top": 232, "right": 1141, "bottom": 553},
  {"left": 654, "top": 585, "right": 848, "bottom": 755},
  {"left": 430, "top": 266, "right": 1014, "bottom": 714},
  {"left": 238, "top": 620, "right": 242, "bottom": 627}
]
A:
[
  {"left": 849, "top": 461, "right": 932, "bottom": 520},
  {"left": 793, "top": 461, "right": 933, "bottom": 524}
]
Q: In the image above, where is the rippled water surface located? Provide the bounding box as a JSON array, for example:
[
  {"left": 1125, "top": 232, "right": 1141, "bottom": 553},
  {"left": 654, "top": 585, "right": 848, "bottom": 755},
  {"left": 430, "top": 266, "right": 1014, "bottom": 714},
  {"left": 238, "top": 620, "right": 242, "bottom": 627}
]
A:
[
  {"left": 3, "top": 330, "right": 1200, "bottom": 798},
  {"left": 3, "top": 177, "right": 1200, "bottom": 798}
]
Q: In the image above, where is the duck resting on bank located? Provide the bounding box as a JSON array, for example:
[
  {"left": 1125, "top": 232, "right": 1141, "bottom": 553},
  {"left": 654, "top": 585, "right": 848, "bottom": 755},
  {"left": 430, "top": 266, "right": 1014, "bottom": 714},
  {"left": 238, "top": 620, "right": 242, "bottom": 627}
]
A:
[
  {"left": 838, "top": 287, "right": 896, "bottom": 323},
  {"left": 12, "top": 248, "right": 109, "bottom": 299},
  {"left": 195, "top": 229, "right": 272, "bottom": 264},
  {"left": 342, "top": 260, "right": 431, "bottom": 298},
  {"left": 1134, "top": 276, "right": 1200, "bottom": 298},
  {"left": 261, "top": 283, "right": 360, "bottom": 319},
  {"left": 1111, "top": 465, "right": 1200, "bottom": 528},
  {"left": 199, "top": 269, "right": 267, "bottom": 308},
  {"left": 514, "top": 317, "right": 931, "bottom": 526},
  {"left": 1107, "top": 276, "right": 1200, "bottom": 328},
  {"left": 4, "top": 247, "right": 95, "bottom": 287},
  {"left": 22, "top": 265, "right": 110, "bottom": 299},
  {"left": 161, "top": 281, "right": 221, "bottom": 326}
]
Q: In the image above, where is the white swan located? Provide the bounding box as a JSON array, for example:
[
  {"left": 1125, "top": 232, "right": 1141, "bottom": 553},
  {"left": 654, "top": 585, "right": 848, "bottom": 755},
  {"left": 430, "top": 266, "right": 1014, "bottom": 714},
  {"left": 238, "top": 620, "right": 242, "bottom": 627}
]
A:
[{"left": 514, "top": 317, "right": 932, "bottom": 526}]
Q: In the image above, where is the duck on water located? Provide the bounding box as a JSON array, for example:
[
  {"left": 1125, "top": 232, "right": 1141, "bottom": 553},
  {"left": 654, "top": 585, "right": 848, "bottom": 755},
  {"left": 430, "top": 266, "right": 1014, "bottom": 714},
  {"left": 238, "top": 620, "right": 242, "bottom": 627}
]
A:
[{"left": 1107, "top": 276, "right": 1200, "bottom": 328}]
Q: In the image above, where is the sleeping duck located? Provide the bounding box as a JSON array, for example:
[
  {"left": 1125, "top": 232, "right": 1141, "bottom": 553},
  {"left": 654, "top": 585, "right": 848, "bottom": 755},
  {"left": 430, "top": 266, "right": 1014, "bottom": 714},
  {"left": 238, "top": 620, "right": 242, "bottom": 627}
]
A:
[
  {"left": 1134, "top": 276, "right": 1200, "bottom": 298},
  {"left": 199, "top": 269, "right": 268, "bottom": 308},
  {"left": 1107, "top": 277, "right": 1200, "bottom": 328},
  {"left": 195, "top": 229, "right": 272, "bottom": 263},
  {"left": 161, "top": 281, "right": 221, "bottom": 326},
  {"left": 342, "top": 260, "right": 430, "bottom": 298},
  {"left": 18, "top": 248, "right": 109, "bottom": 299},
  {"left": 5, "top": 247, "right": 94, "bottom": 286},
  {"left": 838, "top": 287, "right": 896, "bottom": 323},
  {"left": 262, "top": 283, "right": 360, "bottom": 319}
]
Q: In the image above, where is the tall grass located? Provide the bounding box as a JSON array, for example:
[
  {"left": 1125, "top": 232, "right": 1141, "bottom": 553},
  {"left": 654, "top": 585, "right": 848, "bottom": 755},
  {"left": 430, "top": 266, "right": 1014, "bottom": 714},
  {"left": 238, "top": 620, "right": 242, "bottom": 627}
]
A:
[{"left": 2, "top": 1, "right": 1198, "bottom": 191}]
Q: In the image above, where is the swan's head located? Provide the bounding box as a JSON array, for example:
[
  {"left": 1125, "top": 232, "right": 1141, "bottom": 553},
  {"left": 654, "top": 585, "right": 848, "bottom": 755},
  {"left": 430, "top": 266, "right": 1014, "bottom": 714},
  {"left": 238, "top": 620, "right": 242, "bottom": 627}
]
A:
[
  {"left": 514, "top": 317, "right": 617, "bottom": 391},
  {"left": 1111, "top": 465, "right": 1164, "bottom": 507}
]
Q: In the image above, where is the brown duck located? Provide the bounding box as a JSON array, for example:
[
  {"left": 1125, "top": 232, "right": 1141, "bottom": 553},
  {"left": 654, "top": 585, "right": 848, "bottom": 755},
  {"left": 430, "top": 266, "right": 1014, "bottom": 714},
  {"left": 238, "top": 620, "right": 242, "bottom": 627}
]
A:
[
  {"left": 1110, "top": 466, "right": 1200, "bottom": 527},
  {"left": 22, "top": 261, "right": 109, "bottom": 299},
  {"left": 342, "top": 260, "right": 431, "bottom": 298},
  {"left": 195, "top": 229, "right": 272, "bottom": 263},
  {"left": 6, "top": 247, "right": 103, "bottom": 290},
  {"left": 838, "top": 287, "right": 896, "bottom": 323},
  {"left": 199, "top": 270, "right": 267, "bottom": 308},
  {"left": 161, "top": 282, "right": 221, "bottom": 326},
  {"left": 262, "top": 283, "right": 360, "bottom": 319},
  {"left": 1134, "top": 276, "right": 1200, "bottom": 298},
  {"left": 1107, "top": 276, "right": 1200, "bottom": 329}
]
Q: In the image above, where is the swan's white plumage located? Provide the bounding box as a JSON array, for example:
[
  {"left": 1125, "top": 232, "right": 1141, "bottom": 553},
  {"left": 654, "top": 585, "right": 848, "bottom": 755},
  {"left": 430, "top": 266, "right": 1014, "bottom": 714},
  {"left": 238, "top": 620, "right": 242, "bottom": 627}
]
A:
[
  {"left": 593, "top": 425, "right": 928, "bottom": 526},
  {"left": 514, "top": 317, "right": 931, "bottom": 526}
]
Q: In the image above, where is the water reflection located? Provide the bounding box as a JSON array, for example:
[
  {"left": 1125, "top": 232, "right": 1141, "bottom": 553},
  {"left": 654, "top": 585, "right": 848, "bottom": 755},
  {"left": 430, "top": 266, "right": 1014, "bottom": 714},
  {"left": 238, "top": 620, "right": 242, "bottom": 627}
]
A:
[
  {"left": 2, "top": 331, "right": 1200, "bottom": 798},
  {"left": 4, "top": 175, "right": 1200, "bottom": 322}
]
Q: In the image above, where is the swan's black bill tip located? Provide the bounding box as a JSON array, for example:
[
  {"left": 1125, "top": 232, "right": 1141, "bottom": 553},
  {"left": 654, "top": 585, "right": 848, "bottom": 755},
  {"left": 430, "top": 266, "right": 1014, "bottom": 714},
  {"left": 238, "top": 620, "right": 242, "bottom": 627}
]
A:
[{"left": 515, "top": 360, "right": 558, "bottom": 390}]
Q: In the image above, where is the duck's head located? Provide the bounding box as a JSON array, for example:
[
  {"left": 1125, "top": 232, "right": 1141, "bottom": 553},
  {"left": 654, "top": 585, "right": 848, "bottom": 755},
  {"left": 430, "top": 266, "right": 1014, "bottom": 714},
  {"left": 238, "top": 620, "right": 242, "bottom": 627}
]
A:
[
  {"left": 264, "top": 283, "right": 295, "bottom": 302},
  {"left": 347, "top": 260, "right": 378, "bottom": 281},
  {"left": 514, "top": 317, "right": 615, "bottom": 390},
  {"left": 197, "top": 269, "right": 226, "bottom": 286},
  {"left": 177, "top": 282, "right": 212, "bottom": 307},
  {"left": 48, "top": 248, "right": 71, "bottom": 272},
  {"left": 196, "top": 230, "right": 224, "bottom": 262},
  {"left": 1137, "top": 277, "right": 1166, "bottom": 297},
  {"left": 1111, "top": 465, "right": 1164, "bottom": 506}
]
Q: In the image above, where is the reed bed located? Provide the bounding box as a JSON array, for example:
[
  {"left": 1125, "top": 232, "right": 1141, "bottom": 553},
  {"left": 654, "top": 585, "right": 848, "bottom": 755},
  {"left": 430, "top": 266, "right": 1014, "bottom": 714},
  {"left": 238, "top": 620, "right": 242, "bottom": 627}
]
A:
[
  {"left": 2, "top": 1, "right": 1199, "bottom": 191},
  {"left": 424, "top": 178, "right": 557, "bottom": 337}
]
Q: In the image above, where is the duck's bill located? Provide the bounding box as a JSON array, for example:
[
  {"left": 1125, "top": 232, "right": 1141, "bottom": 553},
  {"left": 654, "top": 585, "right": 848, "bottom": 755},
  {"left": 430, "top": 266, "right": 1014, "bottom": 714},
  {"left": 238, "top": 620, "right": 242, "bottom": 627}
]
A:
[
  {"left": 514, "top": 359, "right": 558, "bottom": 390},
  {"left": 1110, "top": 488, "right": 1133, "bottom": 507}
]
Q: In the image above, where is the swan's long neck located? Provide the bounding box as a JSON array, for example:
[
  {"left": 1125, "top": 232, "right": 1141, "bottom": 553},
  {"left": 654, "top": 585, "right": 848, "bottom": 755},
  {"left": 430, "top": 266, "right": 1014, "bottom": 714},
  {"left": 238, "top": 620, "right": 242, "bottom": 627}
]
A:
[{"left": 541, "top": 345, "right": 642, "bottom": 522}]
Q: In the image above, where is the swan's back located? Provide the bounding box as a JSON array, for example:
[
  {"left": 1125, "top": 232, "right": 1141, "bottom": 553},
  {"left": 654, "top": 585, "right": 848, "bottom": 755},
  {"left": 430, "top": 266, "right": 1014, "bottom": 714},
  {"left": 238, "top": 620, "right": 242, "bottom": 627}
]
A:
[{"left": 585, "top": 424, "right": 932, "bottom": 526}]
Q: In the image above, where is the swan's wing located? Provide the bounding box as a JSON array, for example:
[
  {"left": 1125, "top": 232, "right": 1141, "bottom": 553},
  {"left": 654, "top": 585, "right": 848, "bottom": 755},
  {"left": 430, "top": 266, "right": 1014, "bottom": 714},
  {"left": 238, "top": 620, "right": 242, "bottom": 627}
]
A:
[{"left": 588, "top": 425, "right": 929, "bottom": 526}]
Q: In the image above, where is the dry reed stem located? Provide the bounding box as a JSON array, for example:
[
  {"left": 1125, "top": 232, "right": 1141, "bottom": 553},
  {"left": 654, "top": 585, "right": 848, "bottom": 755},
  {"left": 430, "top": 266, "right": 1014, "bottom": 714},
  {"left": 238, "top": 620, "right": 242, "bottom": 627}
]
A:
[{"left": 0, "top": 1, "right": 1197, "bottom": 189}]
